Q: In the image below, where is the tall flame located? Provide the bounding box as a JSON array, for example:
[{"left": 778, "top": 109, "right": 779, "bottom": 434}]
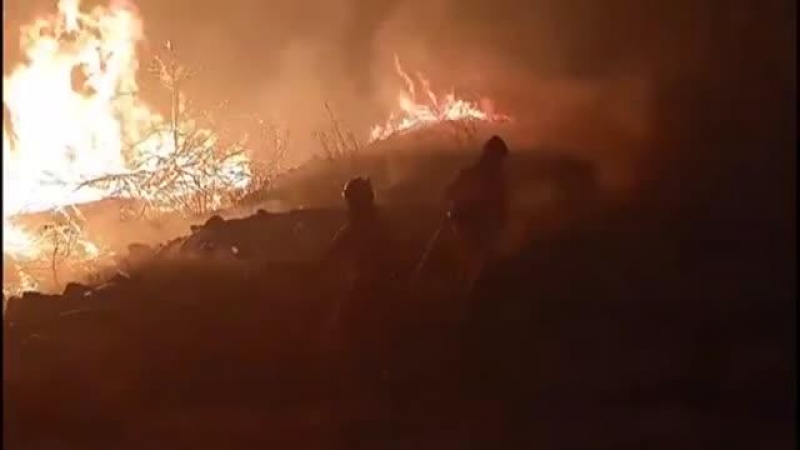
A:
[
  {"left": 3, "top": 0, "right": 153, "bottom": 215},
  {"left": 2, "top": 0, "right": 250, "bottom": 292}
]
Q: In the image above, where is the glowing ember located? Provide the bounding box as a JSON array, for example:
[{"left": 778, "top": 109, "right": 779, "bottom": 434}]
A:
[
  {"left": 2, "top": 0, "right": 251, "bottom": 293},
  {"left": 369, "top": 55, "right": 509, "bottom": 142}
]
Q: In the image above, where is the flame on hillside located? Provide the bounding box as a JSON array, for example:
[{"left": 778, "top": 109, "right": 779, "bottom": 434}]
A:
[
  {"left": 2, "top": 1, "right": 509, "bottom": 295},
  {"left": 369, "top": 55, "right": 510, "bottom": 142},
  {"left": 2, "top": 0, "right": 251, "bottom": 294}
]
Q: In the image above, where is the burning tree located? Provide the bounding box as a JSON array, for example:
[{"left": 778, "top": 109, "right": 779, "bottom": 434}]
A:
[
  {"left": 80, "top": 42, "right": 252, "bottom": 219},
  {"left": 3, "top": 207, "right": 113, "bottom": 295},
  {"left": 2, "top": 1, "right": 257, "bottom": 294}
]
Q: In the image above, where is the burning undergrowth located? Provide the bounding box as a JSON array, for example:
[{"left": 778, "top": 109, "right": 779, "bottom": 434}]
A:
[
  {"left": 369, "top": 55, "right": 511, "bottom": 144},
  {"left": 2, "top": 0, "right": 254, "bottom": 295},
  {"left": 77, "top": 42, "right": 253, "bottom": 220},
  {"left": 2, "top": 0, "right": 509, "bottom": 296},
  {"left": 3, "top": 207, "right": 115, "bottom": 297}
]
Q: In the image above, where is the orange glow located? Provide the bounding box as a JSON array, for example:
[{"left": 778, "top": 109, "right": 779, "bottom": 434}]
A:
[
  {"left": 2, "top": 0, "right": 250, "bottom": 293},
  {"left": 369, "top": 55, "right": 510, "bottom": 142}
]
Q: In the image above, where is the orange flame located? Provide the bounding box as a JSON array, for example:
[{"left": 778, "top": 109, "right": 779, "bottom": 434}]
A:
[
  {"left": 369, "top": 55, "right": 509, "bottom": 142},
  {"left": 2, "top": 0, "right": 250, "bottom": 292}
]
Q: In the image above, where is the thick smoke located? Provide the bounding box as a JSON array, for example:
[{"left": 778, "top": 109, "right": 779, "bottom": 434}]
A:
[{"left": 4, "top": 0, "right": 795, "bottom": 187}]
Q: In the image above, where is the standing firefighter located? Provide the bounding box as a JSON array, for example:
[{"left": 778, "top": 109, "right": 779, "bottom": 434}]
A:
[
  {"left": 440, "top": 135, "right": 510, "bottom": 286},
  {"left": 326, "top": 177, "right": 396, "bottom": 294},
  {"left": 323, "top": 177, "right": 397, "bottom": 383}
]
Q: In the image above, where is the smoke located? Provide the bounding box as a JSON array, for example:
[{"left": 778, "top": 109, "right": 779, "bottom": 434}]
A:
[{"left": 4, "top": 0, "right": 794, "bottom": 182}]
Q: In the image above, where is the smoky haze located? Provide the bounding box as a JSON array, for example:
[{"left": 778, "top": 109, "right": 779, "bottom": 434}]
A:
[{"left": 3, "top": 0, "right": 795, "bottom": 186}]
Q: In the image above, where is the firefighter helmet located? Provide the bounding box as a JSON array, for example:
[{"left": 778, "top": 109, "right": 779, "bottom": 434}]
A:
[
  {"left": 342, "top": 177, "right": 375, "bottom": 207},
  {"left": 481, "top": 135, "right": 509, "bottom": 161}
]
